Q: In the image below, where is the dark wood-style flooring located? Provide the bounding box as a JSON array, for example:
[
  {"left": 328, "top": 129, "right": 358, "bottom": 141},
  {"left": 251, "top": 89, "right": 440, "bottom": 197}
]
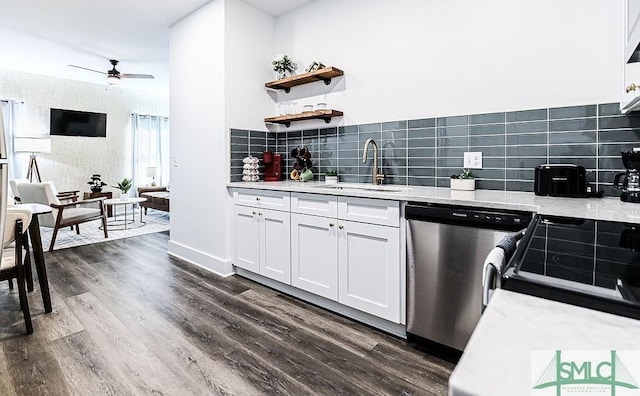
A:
[{"left": 0, "top": 231, "right": 453, "bottom": 395}]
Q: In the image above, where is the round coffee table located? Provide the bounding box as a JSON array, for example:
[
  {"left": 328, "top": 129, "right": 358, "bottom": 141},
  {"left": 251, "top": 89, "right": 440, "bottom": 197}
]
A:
[{"left": 103, "top": 197, "right": 147, "bottom": 230}]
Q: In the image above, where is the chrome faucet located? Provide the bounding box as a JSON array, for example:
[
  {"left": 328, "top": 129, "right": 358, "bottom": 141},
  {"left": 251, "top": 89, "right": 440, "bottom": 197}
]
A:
[{"left": 362, "top": 138, "right": 385, "bottom": 185}]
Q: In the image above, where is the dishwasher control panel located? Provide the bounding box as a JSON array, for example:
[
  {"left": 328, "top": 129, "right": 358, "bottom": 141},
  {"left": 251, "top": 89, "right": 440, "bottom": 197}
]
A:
[{"left": 406, "top": 203, "right": 532, "bottom": 231}]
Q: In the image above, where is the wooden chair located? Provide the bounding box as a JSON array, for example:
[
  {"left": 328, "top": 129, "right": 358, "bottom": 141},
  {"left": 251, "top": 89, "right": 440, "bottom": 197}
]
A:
[
  {"left": 0, "top": 208, "right": 33, "bottom": 334},
  {"left": 17, "top": 181, "right": 108, "bottom": 252}
]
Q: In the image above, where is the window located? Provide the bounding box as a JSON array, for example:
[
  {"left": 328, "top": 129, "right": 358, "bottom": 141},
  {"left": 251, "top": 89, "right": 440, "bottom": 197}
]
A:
[{"left": 131, "top": 114, "right": 169, "bottom": 190}]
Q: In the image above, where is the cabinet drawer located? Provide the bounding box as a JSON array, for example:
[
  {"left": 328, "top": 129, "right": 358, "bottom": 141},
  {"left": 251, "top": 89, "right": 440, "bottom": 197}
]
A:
[
  {"left": 233, "top": 188, "right": 290, "bottom": 211},
  {"left": 338, "top": 197, "right": 399, "bottom": 227},
  {"left": 291, "top": 193, "right": 338, "bottom": 218}
]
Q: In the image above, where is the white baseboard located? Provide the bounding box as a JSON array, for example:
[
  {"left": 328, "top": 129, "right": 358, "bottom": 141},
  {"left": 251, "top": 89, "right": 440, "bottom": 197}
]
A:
[{"left": 167, "top": 240, "right": 234, "bottom": 277}]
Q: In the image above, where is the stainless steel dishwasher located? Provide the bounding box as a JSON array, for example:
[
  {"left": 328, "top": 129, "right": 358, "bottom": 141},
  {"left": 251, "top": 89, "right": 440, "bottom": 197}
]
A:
[{"left": 406, "top": 202, "right": 531, "bottom": 351}]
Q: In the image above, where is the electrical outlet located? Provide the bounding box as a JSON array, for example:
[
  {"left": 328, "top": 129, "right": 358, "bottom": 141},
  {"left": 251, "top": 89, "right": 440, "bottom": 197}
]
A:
[
  {"left": 464, "top": 152, "right": 482, "bottom": 169},
  {"left": 172, "top": 155, "right": 179, "bottom": 167}
]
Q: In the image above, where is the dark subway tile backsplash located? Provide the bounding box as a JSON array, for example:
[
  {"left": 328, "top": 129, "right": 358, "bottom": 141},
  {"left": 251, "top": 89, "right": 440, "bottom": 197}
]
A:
[{"left": 230, "top": 103, "right": 639, "bottom": 195}]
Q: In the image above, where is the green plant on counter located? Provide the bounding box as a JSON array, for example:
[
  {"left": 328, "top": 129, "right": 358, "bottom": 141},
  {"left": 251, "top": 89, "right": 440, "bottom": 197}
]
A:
[
  {"left": 450, "top": 169, "right": 474, "bottom": 179},
  {"left": 112, "top": 177, "right": 133, "bottom": 194},
  {"left": 325, "top": 170, "right": 337, "bottom": 176}
]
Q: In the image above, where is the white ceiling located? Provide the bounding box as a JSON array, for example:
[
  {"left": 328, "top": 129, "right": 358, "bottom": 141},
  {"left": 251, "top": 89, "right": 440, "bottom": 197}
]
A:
[{"left": 0, "top": 0, "right": 313, "bottom": 94}]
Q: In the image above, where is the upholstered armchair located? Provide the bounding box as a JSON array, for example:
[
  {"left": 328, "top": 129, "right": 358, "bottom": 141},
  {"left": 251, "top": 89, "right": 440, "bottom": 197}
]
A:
[
  {"left": 9, "top": 178, "right": 29, "bottom": 203},
  {"left": 11, "top": 179, "right": 79, "bottom": 204},
  {"left": 0, "top": 207, "right": 34, "bottom": 334},
  {"left": 17, "top": 181, "right": 108, "bottom": 252}
]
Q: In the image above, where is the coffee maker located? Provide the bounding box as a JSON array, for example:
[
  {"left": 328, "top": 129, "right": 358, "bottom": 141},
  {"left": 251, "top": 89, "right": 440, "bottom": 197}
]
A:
[
  {"left": 263, "top": 151, "right": 283, "bottom": 181},
  {"left": 614, "top": 149, "right": 640, "bottom": 203}
]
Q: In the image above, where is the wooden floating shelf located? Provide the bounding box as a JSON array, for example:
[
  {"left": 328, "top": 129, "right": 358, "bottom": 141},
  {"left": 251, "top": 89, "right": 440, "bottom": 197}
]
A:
[
  {"left": 265, "top": 109, "right": 343, "bottom": 127},
  {"left": 265, "top": 67, "right": 344, "bottom": 93}
]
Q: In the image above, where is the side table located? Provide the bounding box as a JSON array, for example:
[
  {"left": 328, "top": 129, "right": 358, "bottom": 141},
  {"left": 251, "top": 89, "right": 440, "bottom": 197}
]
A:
[
  {"left": 103, "top": 197, "right": 147, "bottom": 230},
  {"left": 84, "top": 191, "right": 113, "bottom": 217}
]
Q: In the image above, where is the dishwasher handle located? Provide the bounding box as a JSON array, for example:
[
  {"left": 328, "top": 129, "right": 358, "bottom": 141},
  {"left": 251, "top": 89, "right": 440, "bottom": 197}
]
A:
[{"left": 482, "top": 264, "right": 500, "bottom": 312}]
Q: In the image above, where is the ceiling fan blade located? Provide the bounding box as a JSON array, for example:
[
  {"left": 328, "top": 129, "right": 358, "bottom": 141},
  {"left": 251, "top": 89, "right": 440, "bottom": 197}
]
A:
[
  {"left": 121, "top": 73, "right": 155, "bottom": 79},
  {"left": 69, "top": 64, "right": 107, "bottom": 75}
]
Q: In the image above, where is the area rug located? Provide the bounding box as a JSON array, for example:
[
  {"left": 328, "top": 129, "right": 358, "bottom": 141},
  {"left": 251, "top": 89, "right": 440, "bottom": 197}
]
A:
[{"left": 37, "top": 211, "right": 170, "bottom": 251}]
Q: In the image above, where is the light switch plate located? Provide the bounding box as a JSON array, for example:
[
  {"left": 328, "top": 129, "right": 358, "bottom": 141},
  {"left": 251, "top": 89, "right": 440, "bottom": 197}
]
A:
[{"left": 464, "top": 152, "right": 482, "bottom": 169}]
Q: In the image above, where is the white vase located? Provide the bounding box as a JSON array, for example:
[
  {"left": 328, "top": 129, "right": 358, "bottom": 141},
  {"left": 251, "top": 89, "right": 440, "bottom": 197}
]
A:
[
  {"left": 450, "top": 178, "right": 475, "bottom": 191},
  {"left": 120, "top": 191, "right": 130, "bottom": 200},
  {"left": 325, "top": 176, "right": 338, "bottom": 184}
]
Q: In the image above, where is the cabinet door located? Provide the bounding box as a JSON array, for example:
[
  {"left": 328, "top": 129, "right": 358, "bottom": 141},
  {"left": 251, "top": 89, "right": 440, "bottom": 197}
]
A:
[
  {"left": 291, "top": 213, "right": 338, "bottom": 300},
  {"left": 232, "top": 205, "right": 260, "bottom": 273},
  {"left": 259, "top": 208, "right": 291, "bottom": 284},
  {"left": 338, "top": 221, "right": 400, "bottom": 322}
]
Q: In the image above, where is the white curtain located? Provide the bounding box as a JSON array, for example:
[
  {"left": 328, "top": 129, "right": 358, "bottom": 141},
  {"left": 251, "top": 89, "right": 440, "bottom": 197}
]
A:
[
  {"left": 1, "top": 99, "right": 24, "bottom": 180},
  {"left": 131, "top": 113, "right": 169, "bottom": 192}
]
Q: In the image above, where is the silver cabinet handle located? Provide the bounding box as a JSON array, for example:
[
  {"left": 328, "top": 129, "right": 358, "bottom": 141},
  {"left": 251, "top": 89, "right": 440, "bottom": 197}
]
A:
[
  {"left": 338, "top": 225, "right": 344, "bottom": 230},
  {"left": 256, "top": 197, "right": 260, "bottom": 201},
  {"left": 258, "top": 212, "right": 263, "bottom": 216},
  {"left": 252, "top": 211, "right": 256, "bottom": 215},
  {"left": 329, "top": 223, "right": 334, "bottom": 227}
]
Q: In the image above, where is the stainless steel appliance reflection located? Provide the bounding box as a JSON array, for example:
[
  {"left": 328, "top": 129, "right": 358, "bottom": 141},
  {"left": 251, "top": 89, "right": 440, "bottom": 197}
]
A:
[{"left": 406, "top": 203, "right": 531, "bottom": 351}]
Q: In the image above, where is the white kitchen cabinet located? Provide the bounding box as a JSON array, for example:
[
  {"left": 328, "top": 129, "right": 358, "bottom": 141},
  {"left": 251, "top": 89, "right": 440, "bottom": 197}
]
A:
[
  {"left": 260, "top": 209, "right": 291, "bottom": 284},
  {"left": 233, "top": 201, "right": 291, "bottom": 284},
  {"left": 231, "top": 188, "right": 402, "bottom": 324},
  {"left": 291, "top": 213, "right": 338, "bottom": 300},
  {"left": 233, "top": 205, "right": 261, "bottom": 273},
  {"left": 338, "top": 196, "right": 399, "bottom": 227},
  {"left": 233, "top": 188, "right": 290, "bottom": 211},
  {"left": 291, "top": 201, "right": 401, "bottom": 322},
  {"left": 291, "top": 192, "right": 338, "bottom": 217},
  {"left": 338, "top": 220, "right": 400, "bottom": 322},
  {"left": 626, "top": 0, "right": 640, "bottom": 63}
]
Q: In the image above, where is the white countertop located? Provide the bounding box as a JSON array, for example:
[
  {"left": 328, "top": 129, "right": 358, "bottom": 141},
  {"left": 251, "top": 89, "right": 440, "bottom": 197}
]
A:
[
  {"left": 228, "top": 181, "right": 640, "bottom": 224},
  {"left": 448, "top": 289, "right": 640, "bottom": 396}
]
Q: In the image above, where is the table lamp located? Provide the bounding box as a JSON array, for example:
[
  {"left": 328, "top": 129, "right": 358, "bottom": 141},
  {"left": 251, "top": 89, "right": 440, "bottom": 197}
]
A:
[
  {"left": 14, "top": 137, "right": 52, "bottom": 182},
  {"left": 146, "top": 166, "right": 157, "bottom": 186}
]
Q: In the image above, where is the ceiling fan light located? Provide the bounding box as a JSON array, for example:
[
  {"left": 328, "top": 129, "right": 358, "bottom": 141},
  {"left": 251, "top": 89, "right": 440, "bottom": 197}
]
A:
[{"left": 107, "top": 75, "right": 121, "bottom": 85}]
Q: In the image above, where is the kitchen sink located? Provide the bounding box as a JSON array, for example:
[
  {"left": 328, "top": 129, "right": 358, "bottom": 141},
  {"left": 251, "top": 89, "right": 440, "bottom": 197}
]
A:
[{"left": 312, "top": 184, "right": 407, "bottom": 193}]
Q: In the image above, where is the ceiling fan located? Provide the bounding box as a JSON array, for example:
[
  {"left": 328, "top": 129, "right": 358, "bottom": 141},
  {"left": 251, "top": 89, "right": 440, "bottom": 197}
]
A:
[{"left": 69, "top": 59, "right": 155, "bottom": 85}]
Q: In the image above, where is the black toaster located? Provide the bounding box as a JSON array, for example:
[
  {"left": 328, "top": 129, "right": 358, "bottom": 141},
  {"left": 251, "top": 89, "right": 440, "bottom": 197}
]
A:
[{"left": 534, "top": 164, "right": 588, "bottom": 197}]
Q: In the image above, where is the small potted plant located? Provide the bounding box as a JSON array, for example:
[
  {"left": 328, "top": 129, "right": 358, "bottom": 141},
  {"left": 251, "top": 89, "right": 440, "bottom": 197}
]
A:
[
  {"left": 450, "top": 169, "right": 476, "bottom": 191},
  {"left": 272, "top": 53, "right": 297, "bottom": 79},
  {"left": 325, "top": 170, "right": 338, "bottom": 185},
  {"left": 112, "top": 177, "right": 133, "bottom": 200},
  {"left": 87, "top": 174, "right": 107, "bottom": 193}
]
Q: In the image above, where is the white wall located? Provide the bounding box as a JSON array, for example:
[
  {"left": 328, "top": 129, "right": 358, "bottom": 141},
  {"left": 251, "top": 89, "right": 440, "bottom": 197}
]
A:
[
  {"left": 0, "top": 68, "right": 168, "bottom": 192},
  {"left": 169, "top": 0, "right": 624, "bottom": 275},
  {"left": 275, "top": 0, "right": 624, "bottom": 124},
  {"left": 169, "top": 0, "right": 233, "bottom": 274},
  {"left": 168, "top": 0, "right": 276, "bottom": 275},
  {"left": 225, "top": 0, "right": 276, "bottom": 130}
]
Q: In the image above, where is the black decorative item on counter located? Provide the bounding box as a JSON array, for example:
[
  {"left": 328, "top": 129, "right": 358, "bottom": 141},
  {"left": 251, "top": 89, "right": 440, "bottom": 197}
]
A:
[{"left": 289, "top": 145, "right": 313, "bottom": 181}]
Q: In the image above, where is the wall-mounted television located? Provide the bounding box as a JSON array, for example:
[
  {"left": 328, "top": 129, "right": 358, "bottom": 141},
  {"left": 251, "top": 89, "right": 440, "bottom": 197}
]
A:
[{"left": 50, "top": 108, "right": 107, "bottom": 138}]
